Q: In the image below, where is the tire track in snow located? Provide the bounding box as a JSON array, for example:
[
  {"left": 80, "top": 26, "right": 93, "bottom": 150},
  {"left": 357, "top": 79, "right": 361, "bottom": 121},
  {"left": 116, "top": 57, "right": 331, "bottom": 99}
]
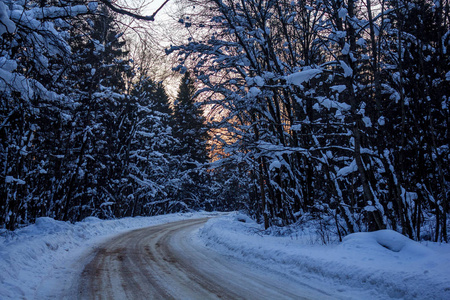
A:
[{"left": 78, "top": 218, "right": 332, "bottom": 299}]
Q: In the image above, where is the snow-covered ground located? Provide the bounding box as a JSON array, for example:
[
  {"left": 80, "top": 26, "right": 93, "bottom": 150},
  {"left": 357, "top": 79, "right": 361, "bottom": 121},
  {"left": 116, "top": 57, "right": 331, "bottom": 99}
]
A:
[
  {"left": 1, "top": 212, "right": 449, "bottom": 299},
  {"left": 200, "top": 213, "right": 450, "bottom": 299},
  {"left": 0, "top": 212, "right": 219, "bottom": 299}
]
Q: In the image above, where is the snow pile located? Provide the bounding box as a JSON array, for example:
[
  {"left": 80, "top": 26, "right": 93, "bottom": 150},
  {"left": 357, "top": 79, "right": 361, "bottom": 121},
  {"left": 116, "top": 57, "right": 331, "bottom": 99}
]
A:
[
  {"left": 199, "top": 213, "right": 450, "bottom": 300},
  {"left": 342, "top": 229, "right": 433, "bottom": 256},
  {"left": 0, "top": 212, "right": 217, "bottom": 299}
]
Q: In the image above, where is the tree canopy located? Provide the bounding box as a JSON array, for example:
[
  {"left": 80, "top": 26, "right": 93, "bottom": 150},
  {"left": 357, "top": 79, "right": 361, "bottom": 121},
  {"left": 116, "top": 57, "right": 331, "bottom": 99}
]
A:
[{"left": 1, "top": 0, "right": 448, "bottom": 243}]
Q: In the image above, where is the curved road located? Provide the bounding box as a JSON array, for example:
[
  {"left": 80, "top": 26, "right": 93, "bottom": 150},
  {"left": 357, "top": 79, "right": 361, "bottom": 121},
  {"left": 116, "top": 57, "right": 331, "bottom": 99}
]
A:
[{"left": 78, "top": 218, "right": 333, "bottom": 299}]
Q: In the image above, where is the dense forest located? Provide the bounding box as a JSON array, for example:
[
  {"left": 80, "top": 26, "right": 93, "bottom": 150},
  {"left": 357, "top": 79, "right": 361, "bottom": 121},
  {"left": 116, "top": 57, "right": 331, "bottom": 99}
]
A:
[
  {"left": 1, "top": 0, "right": 449, "bottom": 242},
  {"left": 0, "top": 0, "right": 213, "bottom": 230}
]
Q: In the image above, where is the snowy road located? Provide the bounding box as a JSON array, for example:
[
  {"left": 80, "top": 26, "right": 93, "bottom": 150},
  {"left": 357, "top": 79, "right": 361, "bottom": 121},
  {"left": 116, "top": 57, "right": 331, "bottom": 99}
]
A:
[{"left": 77, "top": 218, "right": 333, "bottom": 299}]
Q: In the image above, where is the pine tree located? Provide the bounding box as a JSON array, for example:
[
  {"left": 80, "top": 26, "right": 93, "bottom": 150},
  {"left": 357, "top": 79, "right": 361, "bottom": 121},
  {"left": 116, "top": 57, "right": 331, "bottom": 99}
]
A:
[
  {"left": 54, "top": 5, "right": 133, "bottom": 221},
  {"left": 172, "top": 72, "right": 209, "bottom": 167},
  {"left": 134, "top": 78, "right": 173, "bottom": 120},
  {"left": 171, "top": 72, "right": 210, "bottom": 208},
  {"left": 124, "top": 77, "right": 183, "bottom": 216}
]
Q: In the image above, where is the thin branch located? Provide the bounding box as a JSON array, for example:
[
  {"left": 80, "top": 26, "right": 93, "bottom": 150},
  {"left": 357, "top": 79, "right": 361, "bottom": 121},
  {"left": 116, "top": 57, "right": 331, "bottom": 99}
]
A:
[{"left": 98, "top": 0, "right": 171, "bottom": 21}]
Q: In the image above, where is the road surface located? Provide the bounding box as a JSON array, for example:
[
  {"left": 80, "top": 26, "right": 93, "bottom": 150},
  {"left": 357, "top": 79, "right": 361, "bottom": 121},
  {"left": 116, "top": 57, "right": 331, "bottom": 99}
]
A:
[{"left": 77, "top": 218, "right": 334, "bottom": 299}]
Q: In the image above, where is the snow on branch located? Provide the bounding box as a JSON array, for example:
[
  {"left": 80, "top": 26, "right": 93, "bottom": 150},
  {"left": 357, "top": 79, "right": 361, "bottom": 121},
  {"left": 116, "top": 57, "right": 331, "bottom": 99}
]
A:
[{"left": 286, "top": 69, "right": 322, "bottom": 86}]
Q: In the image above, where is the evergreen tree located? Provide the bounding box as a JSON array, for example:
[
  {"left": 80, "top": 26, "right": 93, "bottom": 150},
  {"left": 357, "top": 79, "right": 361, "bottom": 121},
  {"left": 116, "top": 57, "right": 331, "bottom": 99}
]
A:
[
  {"left": 134, "top": 78, "right": 173, "bottom": 119},
  {"left": 124, "top": 77, "right": 184, "bottom": 216},
  {"left": 172, "top": 72, "right": 209, "bottom": 167},
  {"left": 171, "top": 72, "right": 210, "bottom": 208},
  {"left": 57, "top": 5, "right": 131, "bottom": 221}
]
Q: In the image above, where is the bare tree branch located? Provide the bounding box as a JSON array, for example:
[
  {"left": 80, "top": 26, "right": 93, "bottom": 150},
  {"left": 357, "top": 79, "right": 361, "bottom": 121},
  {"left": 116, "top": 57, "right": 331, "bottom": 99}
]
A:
[{"left": 98, "top": 0, "right": 171, "bottom": 21}]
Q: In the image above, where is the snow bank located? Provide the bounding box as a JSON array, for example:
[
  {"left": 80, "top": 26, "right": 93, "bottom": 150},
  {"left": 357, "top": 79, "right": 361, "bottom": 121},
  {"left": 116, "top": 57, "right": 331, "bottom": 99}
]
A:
[
  {"left": 0, "top": 212, "right": 218, "bottom": 299},
  {"left": 342, "top": 229, "right": 433, "bottom": 256},
  {"left": 199, "top": 213, "right": 450, "bottom": 300},
  {"left": 2, "top": 212, "right": 449, "bottom": 299}
]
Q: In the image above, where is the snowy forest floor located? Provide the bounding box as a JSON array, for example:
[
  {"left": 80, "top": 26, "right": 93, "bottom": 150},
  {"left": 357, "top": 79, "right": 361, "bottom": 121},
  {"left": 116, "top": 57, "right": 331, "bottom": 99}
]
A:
[{"left": 0, "top": 212, "right": 449, "bottom": 299}]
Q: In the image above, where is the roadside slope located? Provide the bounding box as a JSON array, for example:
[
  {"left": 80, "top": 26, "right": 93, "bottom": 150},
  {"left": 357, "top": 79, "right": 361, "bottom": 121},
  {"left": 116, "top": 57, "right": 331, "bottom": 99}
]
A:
[{"left": 199, "top": 214, "right": 450, "bottom": 300}]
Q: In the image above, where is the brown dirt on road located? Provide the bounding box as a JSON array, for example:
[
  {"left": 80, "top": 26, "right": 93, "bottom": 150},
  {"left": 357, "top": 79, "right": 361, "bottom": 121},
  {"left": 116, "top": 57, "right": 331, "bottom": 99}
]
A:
[{"left": 77, "top": 218, "right": 330, "bottom": 300}]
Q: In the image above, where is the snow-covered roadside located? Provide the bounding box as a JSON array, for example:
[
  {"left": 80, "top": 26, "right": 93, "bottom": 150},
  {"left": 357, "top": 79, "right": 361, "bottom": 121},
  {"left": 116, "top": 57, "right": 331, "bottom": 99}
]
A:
[
  {"left": 0, "top": 212, "right": 219, "bottom": 299},
  {"left": 199, "top": 213, "right": 450, "bottom": 300},
  {"left": 2, "top": 212, "right": 449, "bottom": 299}
]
